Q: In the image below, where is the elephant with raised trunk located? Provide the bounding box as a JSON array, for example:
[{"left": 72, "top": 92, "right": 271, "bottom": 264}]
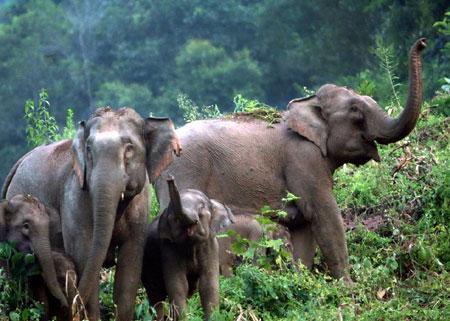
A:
[
  {"left": 2, "top": 107, "right": 180, "bottom": 320},
  {"left": 142, "top": 177, "right": 234, "bottom": 321},
  {"left": 156, "top": 39, "right": 427, "bottom": 281}
]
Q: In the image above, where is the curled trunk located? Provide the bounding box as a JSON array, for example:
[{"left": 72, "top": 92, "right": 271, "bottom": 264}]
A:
[{"left": 373, "top": 38, "right": 427, "bottom": 144}]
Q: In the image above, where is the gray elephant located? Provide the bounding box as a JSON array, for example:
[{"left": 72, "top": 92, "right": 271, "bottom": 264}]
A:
[
  {"left": 218, "top": 214, "right": 293, "bottom": 277},
  {"left": 217, "top": 214, "right": 263, "bottom": 277},
  {"left": 141, "top": 177, "right": 234, "bottom": 321},
  {"left": 0, "top": 194, "right": 77, "bottom": 320},
  {"left": 155, "top": 39, "right": 427, "bottom": 281},
  {"left": 1, "top": 107, "right": 180, "bottom": 320}
]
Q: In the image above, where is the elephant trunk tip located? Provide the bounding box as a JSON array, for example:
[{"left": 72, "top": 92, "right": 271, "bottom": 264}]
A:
[{"left": 414, "top": 38, "right": 427, "bottom": 52}]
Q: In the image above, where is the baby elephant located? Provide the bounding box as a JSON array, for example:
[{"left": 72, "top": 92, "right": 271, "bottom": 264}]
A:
[
  {"left": 141, "top": 177, "right": 234, "bottom": 321},
  {"left": 0, "top": 194, "right": 77, "bottom": 320},
  {"left": 218, "top": 214, "right": 293, "bottom": 277}
]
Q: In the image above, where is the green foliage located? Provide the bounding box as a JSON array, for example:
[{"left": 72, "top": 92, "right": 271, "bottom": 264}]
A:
[
  {"left": 433, "top": 11, "right": 450, "bottom": 49},
  {"left": 374, "top": 38, "right": 402, "bottom": 112},
  {"left": 24, "top": 89, "right": 77, "bottom": 147},
  {"left": 177, "top": 94, "right": 221, "bottom": 123},
  {"left": 0, "top": 243, "right": 43, "bottom": 320},
  {"left": 24, "top": 89, "right": 60, "bottom": 147},
  {"left": 174, "top": 39, "right": 264, "bottom": 111},
  {"left": 232, "top": 94, "right": 282, "bottom": 125},
  {"left": 225, "top": 192, "right": 296, "bottom": 272},
  {"left": 62, "top": 108, "right": 76, "bottom": 140},
  {"left": 149, "top": 185, "right": 160, "bottom": 219}
]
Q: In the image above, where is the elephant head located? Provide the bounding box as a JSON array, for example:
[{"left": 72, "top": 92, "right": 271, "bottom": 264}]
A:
[
  {"left": 0, "top": 194, "right": 68, "bottom": 307},
  {"left": 158, "top": 176, "right": 234, "bottom": 243},
  {"left": 286, "top": 38, "right": 427, "bottom": 168},
  {"left": 72, "top": 107, "right": 180, "bottom": 301}
]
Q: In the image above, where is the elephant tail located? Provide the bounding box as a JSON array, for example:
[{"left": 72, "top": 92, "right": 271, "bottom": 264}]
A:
[{"left": 1, "top": 150, "right": 34, "bottom": 198}]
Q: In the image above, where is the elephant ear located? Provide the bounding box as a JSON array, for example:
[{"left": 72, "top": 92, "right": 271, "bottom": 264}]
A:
[
  {"left": 72, "top": 121, "right": 87, "bottom": 190},
  {"left": 210, "top": 199, "right": 235, "bottom": 234},
  {"left": 0, "top": 200, "right": 8, "bottom": 242},
  {"left": 144, "top": 117, "right": 182, "bottom": 183},
  {"left": 286, "top": 96, "right": 328, "bottom": 157}
]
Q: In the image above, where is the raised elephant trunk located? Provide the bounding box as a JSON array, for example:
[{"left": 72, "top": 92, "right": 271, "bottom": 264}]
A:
[
  {"left": 167, "top": 177, "right": 197, "bottom": 225},
  {"left": 31, "top": 227, "right": 69, "bottom": 307},
  {"left": 77, "top": 159, "right": 123, "bottom": 302},
  {"left": 168, "top": 176, "right": 183, "bottom": 217},
  {"left": 373, "top": 38, "right": 427, "bottom": 144}
]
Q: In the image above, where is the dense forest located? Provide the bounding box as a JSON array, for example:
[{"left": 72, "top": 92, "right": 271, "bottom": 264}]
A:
[{"left": 0, "top": 0, "right": 448, "bottom": 182}]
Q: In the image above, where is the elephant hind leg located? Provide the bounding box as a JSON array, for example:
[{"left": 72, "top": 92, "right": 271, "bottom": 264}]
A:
[{"left": 290, "top": 223, "right": 317, "bottom": 269}]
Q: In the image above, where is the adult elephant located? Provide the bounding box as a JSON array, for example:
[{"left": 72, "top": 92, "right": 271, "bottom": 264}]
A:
[
  {"left": 156, "top": 38, "right": 426, "bottom": 281},
  {"left": 2, "top": 107, "right": 180, "bottom": 320}
]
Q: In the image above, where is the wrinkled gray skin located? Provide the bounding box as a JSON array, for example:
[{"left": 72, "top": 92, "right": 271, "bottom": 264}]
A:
[
  {"left": 2, "top": 108, "right": 180, "bottom": 320},
  {"left": 142, "top": 177, "right": 234, "bottom": 321},
  {"left": 156, "top": 39, "right": 426, "bottom": 281},
  {"left": 218, "top": 214, "right": 292, "bottom": 277}
]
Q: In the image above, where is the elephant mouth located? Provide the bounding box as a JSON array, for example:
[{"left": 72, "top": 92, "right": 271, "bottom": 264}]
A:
[
  {"left": 18, "top": 241, "right": 32, "bottom": 253},
  {"left": 116, "top": 195, "right": 133, "bottom": 222},
  {"left": 351, "top": 139, "right": 381, "bottom": 166},
  {"left": 183, "top": 222, "right": 208, "bottom": 241},
  {"left": 186, "top": 225, "right": 196, "bottom": 237},
  {"left": 366, "top": 140, "right": 381, "bottom": 163}
]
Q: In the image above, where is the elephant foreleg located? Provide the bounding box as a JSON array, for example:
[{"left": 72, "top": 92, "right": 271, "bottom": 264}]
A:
[
  {"left": 114, "top": 236, "right": 145, "bottom": 321},
  {"left": 162, "top": 251, "right": 189, "bottom": 321},
  {"left": 198, "top": 243, "right": 220, "bottom": 320},
  {"left": 285, "top": 161, "right": 350, "bottom": 281},
  {"left": 309, "top": 196, "right": 350, "bottom": 281},
  {"left": 85, "top": 280, "right": 101, "bottom": 321},
  {"left": 290, "top": 223, "right": 317, "bottom": 268}
]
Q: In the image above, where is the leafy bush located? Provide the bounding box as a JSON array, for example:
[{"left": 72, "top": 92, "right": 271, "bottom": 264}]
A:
[
  {"left": 0, "top": 243, "right": 43, "bottom": 320},
  {"left": 24, "top": 89, "right": 76, "bottom": 147},
  {"left": 177, "top": 94, "right": 221, "bottom": 123}
]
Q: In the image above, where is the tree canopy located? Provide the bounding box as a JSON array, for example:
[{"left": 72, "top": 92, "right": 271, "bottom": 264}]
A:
[{"left": 0, "top": 0, "right": 448, "bottom": 181}]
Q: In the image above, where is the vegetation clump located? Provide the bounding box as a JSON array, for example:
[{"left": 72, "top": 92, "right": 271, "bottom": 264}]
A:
[{"left": 230, "top": 94, "right": 283, "bottom": 125}]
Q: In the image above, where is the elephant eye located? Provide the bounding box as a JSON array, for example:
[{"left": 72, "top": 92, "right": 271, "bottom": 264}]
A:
[
  {"left": 22, "top": 222, "right": 30, "bottom": 234},
  {"left": 350, "top": 105, "right": 358, "bottom": 112},
  {"left": 124, "top": 143, "right": 134, "bottom": 159},
  {"left": 86, "top": 145, "right": 93, "bottom": 158}
]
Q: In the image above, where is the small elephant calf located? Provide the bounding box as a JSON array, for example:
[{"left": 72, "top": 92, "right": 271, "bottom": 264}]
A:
[
  {"left": 0, "top": 194, "right": 78, "bottom": 321},
  {"left": 141, "top": 177, "right": 234, "bottom": 321},
  {"left": 218, "top": 214, "right": 293, "bottom": 277}
]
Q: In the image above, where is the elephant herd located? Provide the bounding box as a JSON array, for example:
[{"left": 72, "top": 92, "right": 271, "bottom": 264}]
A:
[{"left": 0, "top": 38, "right": 426, "bottom": 320}]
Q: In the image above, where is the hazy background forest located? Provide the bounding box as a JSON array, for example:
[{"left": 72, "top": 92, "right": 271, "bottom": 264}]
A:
[{"left": 0, "top": 0, "right": 448, "bottom": 182}]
